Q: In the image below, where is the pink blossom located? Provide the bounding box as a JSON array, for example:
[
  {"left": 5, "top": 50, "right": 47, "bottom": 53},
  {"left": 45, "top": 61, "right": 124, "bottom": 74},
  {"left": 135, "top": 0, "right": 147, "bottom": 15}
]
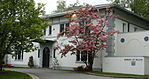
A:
[
  {"left": 57, "top": 5, "right": 118, "bottom": 68},
  {"left": 100, "top": 36, "right": 107, "bottom": 41}
]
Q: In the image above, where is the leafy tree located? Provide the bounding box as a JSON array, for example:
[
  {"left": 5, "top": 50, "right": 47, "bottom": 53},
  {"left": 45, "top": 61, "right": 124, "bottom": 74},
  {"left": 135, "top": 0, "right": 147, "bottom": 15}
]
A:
[
  {"left": 108, "top": 0, "right": 131, "bottom": 7},
  {"left": 0, "top": 0, "right": 48, "bottom": 71},
  {"left": 108, "top": 0, "right": 149, "bottom": 20},
  {"left": 53, "top": 0, "right": 67, "bottom": 13},
  {"left": 55, "top": 5, "right": 119, "bottom": 71},
  {"left": 52, "top": 0, "right": 82, "bottom": 13},
  {"left": 130, "top": 0, "right": 149, "bottom": 20}
]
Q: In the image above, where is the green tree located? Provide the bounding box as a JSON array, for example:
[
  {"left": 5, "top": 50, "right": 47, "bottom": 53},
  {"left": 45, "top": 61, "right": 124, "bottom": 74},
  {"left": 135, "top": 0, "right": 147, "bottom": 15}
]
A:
[
  {"left": 0, "top": 0, "right": 48, "bottom": 71},
  {"left": 53, "top": 0, "right": 67, "bottom": 13},
  {"left": 108, "top": 0, "right": 149, "bottom": 20},
  {"left": 130, "top": 0, "right": 149, "bottom": 20},
  {"left": 52, "top": 0, "right": 82, "bottom": 13}
]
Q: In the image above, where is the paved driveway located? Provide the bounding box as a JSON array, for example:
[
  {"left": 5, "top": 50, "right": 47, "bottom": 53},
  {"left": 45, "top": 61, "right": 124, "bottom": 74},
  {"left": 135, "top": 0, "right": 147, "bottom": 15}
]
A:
[{"left": 6, "top": 68, "right": 133, "bottom": 79}]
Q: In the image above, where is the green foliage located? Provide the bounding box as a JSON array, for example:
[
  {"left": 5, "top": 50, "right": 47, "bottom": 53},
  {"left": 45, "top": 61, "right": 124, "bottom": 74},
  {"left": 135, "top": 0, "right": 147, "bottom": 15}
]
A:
[
  {"left": 0, "top": 0, "right": 48, "bottom": 70},
  {"left": 130, "top": 0, "right": 149, "bottom": 20},
  {"left": 52, "top": 0, "right": 82, "bottom": 13},
  {"left": 108, "top": 0, "right": 149, "bottom": 20},
  {"left": 0, "top": 71, "right": 32, "bottom": 79},
  {"left": 109, "top": 0, "right": 131, "bottom": 7},
  {"left": 53, "top": 0, "right": 67, "bottom": 13}
]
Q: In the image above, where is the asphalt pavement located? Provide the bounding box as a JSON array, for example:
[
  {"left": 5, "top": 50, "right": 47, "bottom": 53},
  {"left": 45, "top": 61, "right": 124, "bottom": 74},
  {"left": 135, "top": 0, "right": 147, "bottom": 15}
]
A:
[{"left": 6, "top": 68, "right": 134, "bottom": 79}]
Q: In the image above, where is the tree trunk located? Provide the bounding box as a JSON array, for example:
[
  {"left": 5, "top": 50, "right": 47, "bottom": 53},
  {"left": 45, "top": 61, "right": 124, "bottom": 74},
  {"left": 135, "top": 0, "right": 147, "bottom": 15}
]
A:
[
  {"left": 88, "top": 53, "right": 94, "bottom": 71},
  {"left": 0, "top": 53, "right": 5, "bottom": 71},
  {"left": 0, "top": 59, "right": 3, "bottom": 71}
]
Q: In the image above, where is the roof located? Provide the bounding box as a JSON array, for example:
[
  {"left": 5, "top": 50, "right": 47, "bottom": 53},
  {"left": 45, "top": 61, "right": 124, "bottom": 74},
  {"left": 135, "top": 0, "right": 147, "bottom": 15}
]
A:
[{"left": 48, "top": 4, "right": 149, "bottom": 23}]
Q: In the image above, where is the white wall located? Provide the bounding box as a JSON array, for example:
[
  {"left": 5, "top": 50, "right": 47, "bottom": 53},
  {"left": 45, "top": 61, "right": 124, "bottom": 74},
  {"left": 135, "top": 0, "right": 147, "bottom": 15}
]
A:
[
  {"left": 7, "top": 42, "right": 40, "bottom": 67},
  {"left": 144, "top": 57, "right": 149, "bottom": 75},
  {"left": 114, "top": 18, "right": 145, "bottom": 56},
  {"left": 52, "top": 37, "right": 85, "bottom": 69},
  {"left": 51, "top": 24, "right": 60, "bottom": 36},
  {"left": 116, "top": 31, "right": 149, "bottom": 56},
  {"left": 129, "top": 24, "right": 143, "bottom": 32},
  {"left": 103, "top": 57, "right": 145, "bottom": 75},
  {"left": 51, "top": 37, "right": 104, "bottom": 70},
  {"left": 114, "top": 18, "right": 143, "bottom": 33},
  {"left": 53, "top": 48, "right": 103, "bottom": 70},
  {"left": 115, "top": 19, "right": 128, "bottom": 33}
]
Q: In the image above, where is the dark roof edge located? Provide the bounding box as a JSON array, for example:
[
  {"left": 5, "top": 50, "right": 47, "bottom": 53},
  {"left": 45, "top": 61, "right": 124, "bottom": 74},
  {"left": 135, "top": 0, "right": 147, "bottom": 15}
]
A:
[
  {"left": 48, "top": 4, "right": 149, "bottom": 23},
  {"left": 111, "top": 4, "right": 149, "bottom": 23}
]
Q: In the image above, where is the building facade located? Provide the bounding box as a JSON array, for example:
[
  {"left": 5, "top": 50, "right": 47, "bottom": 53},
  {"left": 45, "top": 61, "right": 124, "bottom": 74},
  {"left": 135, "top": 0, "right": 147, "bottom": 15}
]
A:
[{"left": 7, "top": 4, "right": 149, "bottom": 75}]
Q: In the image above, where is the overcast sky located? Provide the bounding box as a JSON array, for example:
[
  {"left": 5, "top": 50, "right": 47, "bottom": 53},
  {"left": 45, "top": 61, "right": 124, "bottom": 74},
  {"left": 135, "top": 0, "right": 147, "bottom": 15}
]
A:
[{"left": 35, "top": 0, "right": 110, "bottom": 14}]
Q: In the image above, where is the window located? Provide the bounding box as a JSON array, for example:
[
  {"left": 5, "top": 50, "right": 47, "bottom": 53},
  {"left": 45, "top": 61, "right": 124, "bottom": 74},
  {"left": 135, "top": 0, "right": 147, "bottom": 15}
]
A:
[
  {"left": 60, "top": 24, "right": 64, "bottom": 32},
  {"left": 120, "top": 38, "right": 125, "bottom": 43},
  {"left": 15, "top": 50, "right": 23, "bottom": 60},
  {"left": 49, "top": 26, "right": 52, "bottom": 35},
  {"left": 134, "top": 27, "right": 138, "bottom": 32},
  {"left": 144, "top": 36, "right": 149, "bottom": 41},
  {"left": 122, "top": 23, "right": 126, "bottom": 32},
  {"left": 76, "top": 51, "right": 80, "bottom": 61},
  {"left": 38, "top": 49, "right": 40, "bottom": 58},
  {"left": 53, "top": 49, "right": 56, "bottom": 58},
  {"left": 76, "top": 51, "right": 87, "bottom": 62},
  {"left": 81, "top": 51, "right": 87, "bottom": 61},
  {"left": 44, "top": 29, "right": 46, "bottom": 35},
  {"left": 128, "top": 23, "right": 130, "bottom": 32},
  {"left": 66, "top": 23, "right": 69, "bottom": 27}
]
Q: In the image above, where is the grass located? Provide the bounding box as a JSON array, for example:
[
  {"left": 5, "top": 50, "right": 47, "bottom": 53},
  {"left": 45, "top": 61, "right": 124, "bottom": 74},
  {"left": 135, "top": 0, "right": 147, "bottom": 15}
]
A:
[
  {"left": 4, "top": 67, "right": 30, "bottom": 69},
  {"left": 0, "top": 71, "right": 32, "bottom": 79},
  {"left": 86, "top": 71, "right": 149, "bottom": 78},
  {"left": 59, "top": 69, "right": 149, "bottom": 78}
]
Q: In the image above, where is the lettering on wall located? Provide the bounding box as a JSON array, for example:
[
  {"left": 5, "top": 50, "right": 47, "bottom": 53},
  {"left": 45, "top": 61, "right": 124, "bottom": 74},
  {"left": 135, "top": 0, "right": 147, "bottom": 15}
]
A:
[
  {"left": 124, "top": 58, "right": 143, "bottom": 61},
  {"left": 124, "top": 58, "right": 143, "bottom": 66}
]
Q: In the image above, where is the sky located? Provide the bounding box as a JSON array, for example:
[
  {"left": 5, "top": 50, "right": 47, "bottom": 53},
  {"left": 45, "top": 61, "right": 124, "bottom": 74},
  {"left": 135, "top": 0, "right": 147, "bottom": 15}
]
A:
[{"left": 35, "top": 0, "right": 110, "bottom": 14}]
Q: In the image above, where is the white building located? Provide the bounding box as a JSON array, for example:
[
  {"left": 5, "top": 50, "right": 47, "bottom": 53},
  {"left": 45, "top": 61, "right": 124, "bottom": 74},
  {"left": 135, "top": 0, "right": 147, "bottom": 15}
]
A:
[{"left": 7, "top": 4, "right": 149, "bottom": 75}]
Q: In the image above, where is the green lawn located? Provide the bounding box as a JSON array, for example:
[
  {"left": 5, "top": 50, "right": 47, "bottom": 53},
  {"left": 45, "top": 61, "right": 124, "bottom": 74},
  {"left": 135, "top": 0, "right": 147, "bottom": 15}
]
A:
[
  {"left": 86, "top": 72, "right": 149, "bottom": 78},
  {"left": 60, "top": 69, "right": 149, "bottom": 78},
  {"left": 0, "top": 71, "right": 32, "bottom": 79}
]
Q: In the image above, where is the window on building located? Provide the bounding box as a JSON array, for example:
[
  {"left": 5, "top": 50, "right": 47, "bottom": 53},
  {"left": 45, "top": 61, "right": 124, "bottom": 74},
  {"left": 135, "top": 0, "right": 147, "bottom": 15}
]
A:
[
  {"left": 122, "top": 23, "right": 126, "bottom": 32},
  {"left": 38, "top": 49, "right": 40, "bottom": 58},
  {"left": 49, "top": 26, "right": 52, "bottom": 35},
  {"left": 53, "top": 49, "right": 56, "bottom": 58},
  {"left": 66, "top": 23, "right": 69, "bottom": 27},
  {"left": 44, "top": 29, "right": 46, "bottom": 35},
  {"left": 134, "top": 27, "right": 138, "bottom": 32},
  {"left": 81, "top": 51, "right": 87, "bottom": 61},
  {"left": 15, "top": 50, "right": 23, "bottom": 60},
  {"left": 76, "top": 51, "right": 87, "bottom": 62},
  {"left": 128, "top": 23, "right": 130, "bottom": 32},
  {"left": 60, "top": 24, "right": 64, "bottom": 32},
  {"left": 76, "top": 51, "right": 80, "bottom": 61}
]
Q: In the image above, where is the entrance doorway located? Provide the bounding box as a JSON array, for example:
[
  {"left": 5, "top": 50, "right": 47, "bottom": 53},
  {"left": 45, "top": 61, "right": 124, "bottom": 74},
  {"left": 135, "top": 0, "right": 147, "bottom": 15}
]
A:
[{"left": 42, "top": 47, "right": 50, "bottom": 68}]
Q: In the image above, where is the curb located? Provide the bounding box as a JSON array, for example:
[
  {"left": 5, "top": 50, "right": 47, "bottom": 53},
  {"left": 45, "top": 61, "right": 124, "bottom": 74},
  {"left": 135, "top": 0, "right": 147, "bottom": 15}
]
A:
[
  {"left": 26, "top": 73, "right": 40, "bottom": 79},
  {"left": 85, "top": 72, "right": 149, "bottom": 79},
  {"left": 85, "top": 72, "right": 134, "bottom": 78}
]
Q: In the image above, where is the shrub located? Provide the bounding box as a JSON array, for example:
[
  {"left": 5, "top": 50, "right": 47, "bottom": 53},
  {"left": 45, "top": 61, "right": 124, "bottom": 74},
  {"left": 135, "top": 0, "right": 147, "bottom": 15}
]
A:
[
  {"left": 74, "top": 65, "right": 90, "bottom": 71},
  {"left": 83, "top": 66, "right": 90, "bottom": 71},
  {"left": 28, "top": 56, "right": 34, "bottom": 68},
  {"left": 73, "top": 66, "right": 84, "bottom": 71}
]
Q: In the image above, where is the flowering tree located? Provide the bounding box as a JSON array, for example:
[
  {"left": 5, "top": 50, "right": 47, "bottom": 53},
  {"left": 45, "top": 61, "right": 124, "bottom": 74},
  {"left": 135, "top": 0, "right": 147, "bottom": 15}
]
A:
[{"left": 56, "top": 5, "right": 119, "bottom": 71}]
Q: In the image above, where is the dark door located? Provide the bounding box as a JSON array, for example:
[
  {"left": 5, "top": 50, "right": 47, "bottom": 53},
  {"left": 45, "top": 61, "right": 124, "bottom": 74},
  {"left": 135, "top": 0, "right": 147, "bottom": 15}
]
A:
[{"left": 42, "top": 47, "right": 50, "bottom": 68}]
